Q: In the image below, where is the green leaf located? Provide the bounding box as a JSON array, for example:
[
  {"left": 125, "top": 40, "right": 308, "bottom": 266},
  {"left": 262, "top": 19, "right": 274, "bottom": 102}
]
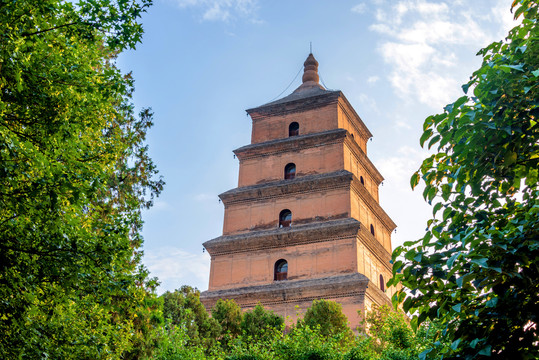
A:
[
  {"left": 470, "top": 338, "right": 481, "bottom": 349},
  {"left": 419, "top": 349, "right": 431, "bottom": 360},
  {"left": 428, "top": 135, "right": 441, "bottom": 149},
  {"left": 514, "top": 4, "right": 526, "bottom": 19},
  {"left": 451, "top": 338, "right": 462, "bottom": 350},
  {"left": 526, "top": 168, "right": 538, "bottom": 187},
  {"left": 500, "top": 64, "right": 524, "bottom": 72},
  {"left": 447, "top": 252, "right": 460, "bottom": 268},
  {"left": 411, "top": 172, "right": 420, "bottom": 189},
  {"left": 433, "top": 202, "right": 443, "bottom": 216},
  {"left": 478, "top": 345, "right": 492, "bottom": 356},
  {"left": 427, "top": 186, "right": 437, "bottom": 202},
  {"left": 454, "top": 95, "right": 468, "bottom": 109},
  {"left": 422, "top": 231, "right": 433, "bottom": 246},
  {"left": 456, "top": 273, "right": 474, "bottom": 288},
  {"left": 443, "top": 207, "right": 453, "bottom": 221},
  {"left": 420, "top": 129, "right": 433, "bottom": 147},
  {"left": 471, "top": 258, "right": 488, "bottom": 268},
  {"left": 486, "top": 297, "right": 498, "bottom": 308}
]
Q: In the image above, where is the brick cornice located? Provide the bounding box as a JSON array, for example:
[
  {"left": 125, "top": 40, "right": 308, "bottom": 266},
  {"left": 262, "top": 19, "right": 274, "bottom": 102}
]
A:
[
  {"left": 351, "top": 176, "right": 397, "bottom": 233},
  {"left": 337, "top": 95, "right": 373, "bottom": 141},
  {"left": 218, "top": 169, "right": 396, "bottom": 235},
  {"left": 203, "top": 218, "right": 361, "bottom": 256},
  {"left": 200, "top": 273, "right": 370, "bottom": 308},
  {"left": 219, "top": 170, "right": 353, "bottom": 205},
  {"left": 343, "top": 133, "right": 384, "bottom": 185},
  {"left": 358, "top": 226, "right": 393, "bottom": 273},
  {"left": 233, "top": 129, "right": 346, "bottom": 161},
  {"left": 233, "top": 130, "right": 384, "bottom": 191},
  {"left": 365, "top": 283, "right": 393, "bottom": 308}
]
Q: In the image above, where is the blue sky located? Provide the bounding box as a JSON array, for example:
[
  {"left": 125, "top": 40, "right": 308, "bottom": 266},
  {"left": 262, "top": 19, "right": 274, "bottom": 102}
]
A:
[{"left": 117, "top": 0, "right": 518, "bottom": 293}]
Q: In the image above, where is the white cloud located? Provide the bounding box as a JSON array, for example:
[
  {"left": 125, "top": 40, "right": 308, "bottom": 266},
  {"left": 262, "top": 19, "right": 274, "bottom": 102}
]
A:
[
  {"left": 149, "top": 200, "right": 172, "bottom": 212},
  {"left": 380, "top": 42, "right": 434, "bottom": 69},
  {"left": 490, "top": 1, "right": 520, "bottom": 37},
  {"left": 194, "top": 192, "right": 216, "bottom": 202},
  {"left": 358, "top": 93, "right": 378, "bottom": 112},
  {"left": 414, "top": 1, "right": 449, "bottom": 16},
  {"left": 170, "top": 0, "right": 259, "bottom": 22},
  {"left": 394, "top": 119, "right": 412, "bottom": 130},
  {"left": 376, "top": 145, "right": 428, "bottom": 190},
  {"left": 368, "top": 0, "right": 517, "bottom": 109},
  {"left": 351, "top": 3, "right": 367, "bottom": 14},
  {"left": 367, "top": 75, "right": 379, "bottom": 84},
  {"left": 202, "top": 2, "right": 230, "bottom": 21},
  {"left": 144, "top": 246, "right": 211, "bottom": 293},
  {"left": 369, "top": 23, "right": 392, "bottom": 35}
]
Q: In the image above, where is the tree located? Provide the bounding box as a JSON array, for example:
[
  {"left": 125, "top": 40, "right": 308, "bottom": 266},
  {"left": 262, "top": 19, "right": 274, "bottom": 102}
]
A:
[
  {"left": 162, "top": 286, "right": 221, "bottom": 351},
  {"left": 388, "top": 1, "right": 539, "bottom": 358},
  {"left": 212, "top": 298, "right": 243, "bottom": 340},
  {"left": 302, "top": 299, "right": 353, "bottom": 340},
  {"left": 240, "top": 303, "right": 284, "bottom": 341},
  {"left": 360, "top": 305, "right": 419, "bottom": 360},
  {"left": 0, "top": 0, "right": 163, "bottom": 358},
  {"left": 273, "top": 323, "right": 346, "bottom": 360},
  {"left": 143, "top": 320, "right": 206, "bottom": 360},
  {"left": 126, "top": 291, "right": 166, "bottom": 360}
]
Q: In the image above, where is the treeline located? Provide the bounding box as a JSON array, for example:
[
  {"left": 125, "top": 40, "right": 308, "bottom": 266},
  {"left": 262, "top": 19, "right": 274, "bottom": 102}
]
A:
[{"left": 131, "top": 285, "right": 437, "bottom": 360}]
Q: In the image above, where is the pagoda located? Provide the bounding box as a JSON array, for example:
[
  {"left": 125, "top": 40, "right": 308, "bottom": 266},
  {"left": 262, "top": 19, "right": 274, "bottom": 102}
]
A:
[{"left": 200, "top": 54, "right": 397, "bottom": 329}]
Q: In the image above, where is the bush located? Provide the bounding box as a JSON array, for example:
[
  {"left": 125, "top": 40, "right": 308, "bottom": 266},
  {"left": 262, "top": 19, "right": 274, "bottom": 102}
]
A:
[
  {"left": 241, "top": 303, "right": 284, "bottom": 341},
  {"left": 303, "top": 299, "right": 353, "bottom": 341}
]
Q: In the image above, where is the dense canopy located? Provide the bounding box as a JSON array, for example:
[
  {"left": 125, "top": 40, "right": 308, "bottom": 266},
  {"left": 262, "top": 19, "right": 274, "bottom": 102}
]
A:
[
  {"left": 0, "top": 0, "right": 162, "bottom": 357},
  {"left": 389, "top": 1, "right": 539, "bottom": 358}
]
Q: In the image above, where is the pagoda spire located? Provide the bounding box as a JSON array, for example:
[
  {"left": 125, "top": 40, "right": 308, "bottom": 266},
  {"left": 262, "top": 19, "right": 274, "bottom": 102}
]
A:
[
  {"left": 294, "top": 53, "right": 325, "bottom": 92},
  {"left": 302, "top": 53, "right": 319, "bottom": 84}
]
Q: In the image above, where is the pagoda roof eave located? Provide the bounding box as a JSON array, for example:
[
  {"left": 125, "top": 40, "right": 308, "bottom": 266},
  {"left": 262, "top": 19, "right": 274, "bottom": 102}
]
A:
[{"left": 246, "top": 89, "right": 342, "bottom": 116}]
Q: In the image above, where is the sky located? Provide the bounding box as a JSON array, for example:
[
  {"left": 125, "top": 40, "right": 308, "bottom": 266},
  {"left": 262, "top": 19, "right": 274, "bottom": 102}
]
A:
[{"left": 117, "top": 0, "right": 519, "bottom": 293}]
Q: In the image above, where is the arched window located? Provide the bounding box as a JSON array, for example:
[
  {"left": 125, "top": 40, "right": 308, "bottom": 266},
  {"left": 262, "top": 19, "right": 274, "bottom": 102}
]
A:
[
  {"left": 279, "top": 209, "right": 292, "bottom": 228},
  {"left": 360, "top": 176, "right": 365, "bottom": 185},
  {"left": 380, "top": 274, "right": 385, "bottom": 292},
  {"left": 370, "top": 224, "right": 375, "bottom": 236},
  {"left": 284, "top": 163, "right": 296, "bottom": 180},
  {"left": 274, "top": 259, "right": 288, "bottom": 281},
  {"left": 289, "top": 122, "right": 299, "bottom": 137}
]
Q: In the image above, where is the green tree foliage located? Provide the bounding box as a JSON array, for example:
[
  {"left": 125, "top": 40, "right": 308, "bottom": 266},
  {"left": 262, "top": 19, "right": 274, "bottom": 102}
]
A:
[
  {"left": 144, "top": 321, "right": 206, "bottom": 360},
  {"left": 273, "top": 324, "right": 347, "bottom": 360},
  {"left": 126, "top": 292, "right": 165, "bottom": 360},
  {"left": 0, "top": 0, "right": 163, "bottom": 358},
  {"left": 240, "top": 303, "right": 285, "bottom": 342},
  {"left": 144, "top": 296, "right": 421, "bottom": 360},
  {"left": 223, "top": 303, "right": 418, "bottom": 360},
  {"left": 388, "top": 1, "right": 539, "bottom": 358},
  {"left": 212, "top": 298, "right": 243, "bottom": 342},
  {"left": 302, "top": 299, "right": 353, "bottom": 340},
  {"left": 360, "top": 306, "right": 419, "bottom": 359},
  {"left": 162, "top": 286, "right": 221, "bottom": 351}
]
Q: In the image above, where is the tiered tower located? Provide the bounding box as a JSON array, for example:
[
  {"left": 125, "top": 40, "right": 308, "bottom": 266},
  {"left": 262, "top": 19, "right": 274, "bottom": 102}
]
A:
[{"left": 200, "top": 54, "right": 397, "bottom": 329}]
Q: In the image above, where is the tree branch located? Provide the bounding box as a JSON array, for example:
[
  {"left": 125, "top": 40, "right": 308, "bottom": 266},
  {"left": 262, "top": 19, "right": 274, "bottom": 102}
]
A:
[{"left": 23, "top": 22, "right": 80, "bottom": 37}]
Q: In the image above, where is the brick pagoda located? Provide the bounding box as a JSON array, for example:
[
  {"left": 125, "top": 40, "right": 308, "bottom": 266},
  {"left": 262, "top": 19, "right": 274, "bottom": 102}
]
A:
[{"left": 200, "top": 54, "right": 397, "bottom": 329}]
